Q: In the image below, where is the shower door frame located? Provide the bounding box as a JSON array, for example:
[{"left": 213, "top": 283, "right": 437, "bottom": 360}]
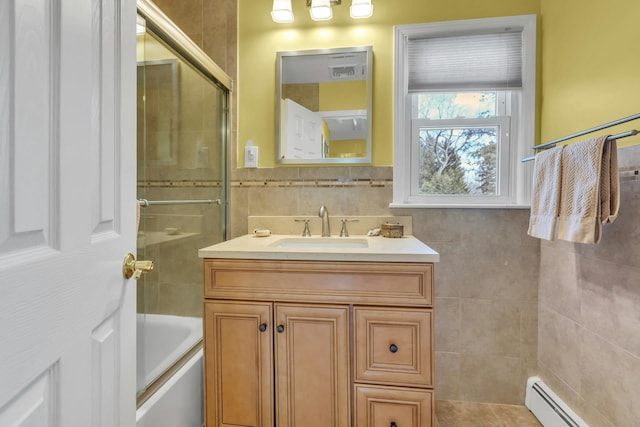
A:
[{"left": 135, "top": 0, "right": 232, "bottom": 407}]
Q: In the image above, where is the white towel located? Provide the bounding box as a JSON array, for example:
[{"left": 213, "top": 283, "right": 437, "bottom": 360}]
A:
[
  {"left": 556, "top": 135, "right": 619, "bottom": 244},
  {"left": 528, "top": 145, "right": 564, "bottom": 240},
  {"left": 600, "top": 139, "right": 620, "bottom": 225}
]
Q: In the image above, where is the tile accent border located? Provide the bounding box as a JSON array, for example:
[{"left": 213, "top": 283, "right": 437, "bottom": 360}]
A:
[
  {"left": 137, "top": 180, "right": 224, "bottom": 188},
  {"left": 231, "top": 178, "right": 393, "bottom": 188}
]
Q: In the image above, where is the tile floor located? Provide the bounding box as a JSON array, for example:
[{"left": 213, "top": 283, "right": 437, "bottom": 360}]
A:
[{"left": 436, "top": 400, "right": 542, "bottom": 427}]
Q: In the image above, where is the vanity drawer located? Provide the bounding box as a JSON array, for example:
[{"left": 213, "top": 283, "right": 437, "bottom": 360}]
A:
[
  {"left": 204, "top": 259, "right": 433, "bottom": 307},
  {"left": 354, "top": 307, "right": 433, "bottom": 387},
  {"left": 355, "top": 385, "right": 434, "bottom": 427}
]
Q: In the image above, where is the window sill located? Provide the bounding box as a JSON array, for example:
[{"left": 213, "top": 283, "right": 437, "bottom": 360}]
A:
[{"left": 389, "top": 202, "right": 531, "bottom": 210}]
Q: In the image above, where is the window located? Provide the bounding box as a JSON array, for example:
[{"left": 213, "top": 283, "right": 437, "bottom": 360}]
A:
[{"left": 392, "top": 15, "right": 536, "bottom": 208}]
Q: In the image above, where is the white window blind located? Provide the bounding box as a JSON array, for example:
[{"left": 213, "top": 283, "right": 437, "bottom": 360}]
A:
[{"left": 408, "top": 31, "right": 523, "bottom": 92}]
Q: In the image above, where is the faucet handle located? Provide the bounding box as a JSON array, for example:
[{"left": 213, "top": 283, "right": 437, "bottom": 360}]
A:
[
  {"left": 294, "top": 219, "right": 311, "bottom": 237},
  {"left": 339, "top": 218, "right": 360, "bottom": 237}
]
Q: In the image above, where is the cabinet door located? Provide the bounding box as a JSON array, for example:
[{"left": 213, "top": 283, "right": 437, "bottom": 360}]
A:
[
  {"left": 275, "top": 304, "right": 351, "bottom": 427},
  {"left": 204, "top": 301, "right": 273, "bottom": 427}
]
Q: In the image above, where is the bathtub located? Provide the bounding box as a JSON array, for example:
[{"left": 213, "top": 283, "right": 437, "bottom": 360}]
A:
[{"left": 136, "top": 314, "right": 203, "bottom": 427}]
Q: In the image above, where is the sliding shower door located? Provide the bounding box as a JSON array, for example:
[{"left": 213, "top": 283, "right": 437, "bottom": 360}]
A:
[{"left": 136, "top": 16, "right": 228, "bottom": 397}]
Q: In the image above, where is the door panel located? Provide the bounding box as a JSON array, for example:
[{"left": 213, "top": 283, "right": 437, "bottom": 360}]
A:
[
  {"left": 275, "top": 304, "right": 350, "bottom": 427},
  {"left": 0, "top": 0, "right": 136, "bottom": 425}
]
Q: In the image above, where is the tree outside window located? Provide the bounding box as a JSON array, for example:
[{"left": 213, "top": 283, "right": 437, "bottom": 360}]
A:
[{"left": 414, "top": 92, "right": 501, "bottom": 196}]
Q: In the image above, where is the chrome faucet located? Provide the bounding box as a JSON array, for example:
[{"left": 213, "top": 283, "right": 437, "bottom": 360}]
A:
[{"left": 318, "top": 205, "right": 330, "bottom": 237}]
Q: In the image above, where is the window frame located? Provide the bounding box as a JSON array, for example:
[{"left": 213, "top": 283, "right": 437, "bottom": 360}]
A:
[{"left": 391, "top": 15, "right": 537, "bottom": 208}]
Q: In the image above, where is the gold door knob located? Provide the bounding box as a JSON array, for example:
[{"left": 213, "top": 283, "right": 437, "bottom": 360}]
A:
[{"left": 122, "top": 253, "right": 154, "bottom": 280}]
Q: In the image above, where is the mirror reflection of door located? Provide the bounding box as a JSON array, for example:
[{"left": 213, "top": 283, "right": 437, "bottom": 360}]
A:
[
  {"left": 276, "top": 46, "right": 372, "bottom": 164},
  {"left": 281, "top": 98, "right": 325, "bottom": 159}
]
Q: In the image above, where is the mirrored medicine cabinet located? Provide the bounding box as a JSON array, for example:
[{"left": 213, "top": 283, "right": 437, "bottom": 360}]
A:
[{"left": 275, "top": 46, "right": 372, "bottom": 165}]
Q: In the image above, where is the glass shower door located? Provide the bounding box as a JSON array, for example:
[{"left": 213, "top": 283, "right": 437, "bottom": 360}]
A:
[{"left": 136, "top": 18, "right": 228, "bottom": 397}]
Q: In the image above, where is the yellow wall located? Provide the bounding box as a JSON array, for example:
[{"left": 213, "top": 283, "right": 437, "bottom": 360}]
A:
[
  {"left": 539, "top": 0, "right": 640, "bottom": 147},
  {"left": 238, "top": 0, "right": 540, "bottom": 167},
  {"left": 318, "top": 80, "right": 366, "bottom": 111}
]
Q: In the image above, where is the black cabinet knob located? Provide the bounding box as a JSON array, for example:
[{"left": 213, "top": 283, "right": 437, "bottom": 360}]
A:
[
  {"left": 390, "top": 422, "right": 398, "bottom": 427},
  {"left": 259, "top": 323, "right": 267, "bottom": 332},
  {"left": 389, "top": 344, "right": 398, "bottom": 353},
  {"left": 277, "top": 325, "right": 285, "bottom": 333}
]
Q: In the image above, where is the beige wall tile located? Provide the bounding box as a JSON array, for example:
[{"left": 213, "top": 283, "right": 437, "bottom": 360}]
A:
[
  {"left": 459, "top": 209, "right": 532, "bottom": 247},
  {"left": 429, "top": 242, "right": 462, "bottom": 298},
  {"left": 536, "top": 179, "right": 640, "bottom": 427},
  {"left": 434, "top": 352, "right": 461, "bottom": 401},
  {"left": 578, "top": 181, "right": 640, "bottom": 269},
  {"left": 539, "top": 245, "right": 581, "bottom": 322},
  {"left": 404, "top": 209, "right": 464, "bottom": 244},
  {"left": 460, "top": 354, "right": 522, "bottom": 404},
  {"left": 579, "top": 258, "right": 640, "bottom": 356},
  {"left": 461, "top": 299, "right": 521, "bottom": 358},
  {"left": 435, "top": 298, "right": 461, "bottom": 353},
  {"left": 580, "top": 330, "right": 640, "bottom": 427},
  {"left": 537, "top": 308, "right": 581, "bottom": 391}
]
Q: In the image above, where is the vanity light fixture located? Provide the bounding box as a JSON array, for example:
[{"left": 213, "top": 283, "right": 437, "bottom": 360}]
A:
[
  {"left": 309, "top": 0, "right": 333, "bottom": 21},
  {"left": 271, "top": 0, "right": 295, "bottom": 23},
  {"left": 350, "top": 0, "right": 373, "bottom": 19},
  {"left": 272, "top": 0, "right": 372, "bottom": 23}
]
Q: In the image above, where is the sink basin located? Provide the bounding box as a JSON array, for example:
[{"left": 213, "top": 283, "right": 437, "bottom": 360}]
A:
[
  {"left": 199, "top": 234, "right": 439, "bottom": 262},
  {"left": 270, "top": 237, "right": 369, "bottom": 249}
]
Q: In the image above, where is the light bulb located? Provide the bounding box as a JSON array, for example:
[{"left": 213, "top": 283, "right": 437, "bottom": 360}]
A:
[
  {"left": 310, "top": 0, "right": 332, "bottom": 21},
  {"left": 272, "top": 0, "right": 294, "bottom": 23},
  {"left": 350, "top": 0, "right": 373, "bottom": 19}
]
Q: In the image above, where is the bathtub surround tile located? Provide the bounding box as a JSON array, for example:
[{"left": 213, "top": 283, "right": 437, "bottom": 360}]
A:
[{"left": 157, "top": 281, "right": 203, "bottom": 317}]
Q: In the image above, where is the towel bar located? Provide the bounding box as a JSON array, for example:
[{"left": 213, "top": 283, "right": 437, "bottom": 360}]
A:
[
  {"left": 138, "top": 199, "right": 222, "bottom": 207},
  {"left": 521, "top": 130, "right": 639, "bottom": 163},
  {"left": 521, "top": 112, "right": 640, "bottom": 163}
]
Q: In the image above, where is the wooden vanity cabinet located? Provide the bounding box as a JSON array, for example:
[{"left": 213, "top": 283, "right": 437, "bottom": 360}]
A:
[{"left": 203, "top": 258, "right": 435, "bottom": 427}]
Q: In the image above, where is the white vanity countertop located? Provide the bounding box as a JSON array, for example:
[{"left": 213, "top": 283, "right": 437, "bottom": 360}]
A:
[{"left": 198, "top": 234, "right": 439, "bottom": 263}]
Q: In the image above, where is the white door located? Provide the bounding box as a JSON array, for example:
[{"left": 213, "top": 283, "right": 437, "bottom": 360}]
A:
[{"left": 0, "top": 0, "right": 137, "bottom": 426}]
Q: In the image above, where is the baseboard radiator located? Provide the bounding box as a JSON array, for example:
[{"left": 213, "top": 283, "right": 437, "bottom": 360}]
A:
[{"left": 525, "top": 377, "right": 589, "bottom": 427}]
